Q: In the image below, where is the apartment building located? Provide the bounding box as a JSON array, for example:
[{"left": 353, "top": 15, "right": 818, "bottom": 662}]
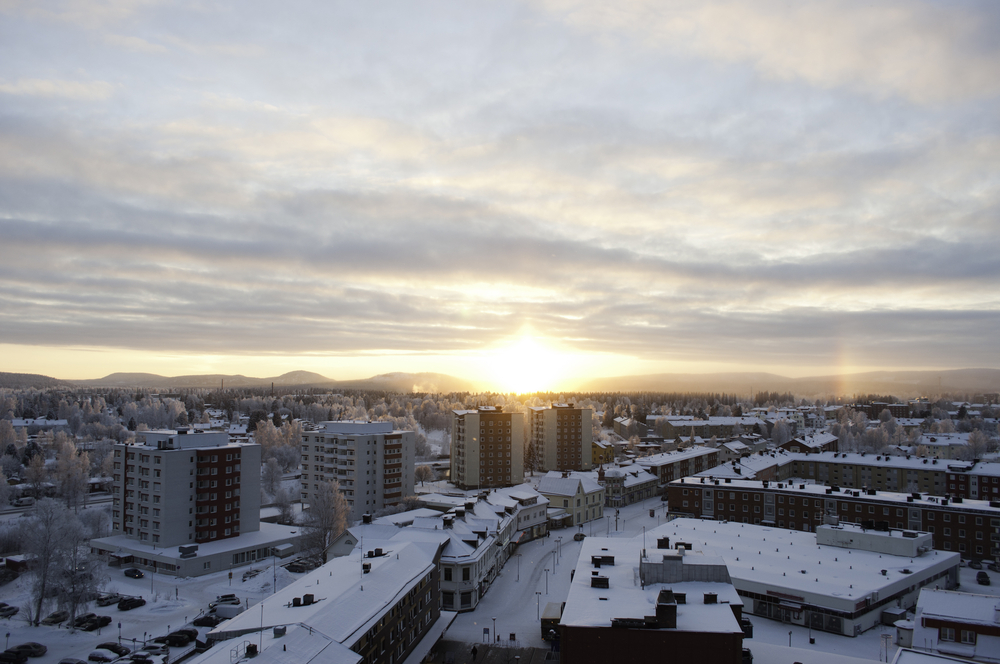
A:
[
  {"left": 110, "top": 429, "right": 261, "bottom": 546},
  {"left": 207, "top": 537, "right": 445, "bottom": 664},
  {"left": 529, "top": 403, "right": 593, "bottom": 472},
  {"left": 635, "top": 446, "right": 721, "bottom": 488},
  {"left": 666, "top": 476, "right": 1000, "bottom": 560},
  {"left": 784, "top": 451, "right": 1000, "bottom": 499},
  {"left": 300, "top": 421, "right": 414, "bottom": 523},
  {"left": 450, "top": 407, "right": 524, "bottom": 490}
]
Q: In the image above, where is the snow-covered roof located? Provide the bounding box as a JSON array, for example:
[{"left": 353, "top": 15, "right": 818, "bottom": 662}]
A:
[
  {"left": 560, "top": 536, "right": 743, "bottom": 634},
  {"left": 190, "top": 624, "right": 358, "bottom": 664},
  {"left": 915, "top": 588, "right": 1000, "bottom": 627},
  {"left": 211, "top": 538, "right": 440, "bottom": 644},
  {"left": 653, "top": 519, "right": 959, "bottom": 613},
  {"left": 635, "top": 446, "right": 718, "bottom": 468},
  {"left": 537, "top": 472, "right": 603, "bottom": 497}
]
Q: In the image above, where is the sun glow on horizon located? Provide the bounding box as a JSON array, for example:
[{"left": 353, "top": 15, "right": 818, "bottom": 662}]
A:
[{"left": 486, "top": 335, "right": 572, "bottom": 393}]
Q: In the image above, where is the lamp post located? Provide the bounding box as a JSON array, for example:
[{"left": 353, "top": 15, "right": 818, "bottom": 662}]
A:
[
  {"left": 118, "top": 623, "right": 122, "bottom": 645},
  {"left": 515, "top": 554, "right": 521, "bottom": 582},
  {"left": 535, "top": 592, "right": 541, "bottom": 619},
  {"left": 492, "top": 617, "right": 496, "bottom": 643},
  {"left": 544, "top": 568, "right": 549, "bottom": 594}
]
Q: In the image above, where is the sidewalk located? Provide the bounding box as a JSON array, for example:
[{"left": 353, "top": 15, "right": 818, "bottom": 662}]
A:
[{"left": 428, "top": 639, "right": 558, "bottom": 664}]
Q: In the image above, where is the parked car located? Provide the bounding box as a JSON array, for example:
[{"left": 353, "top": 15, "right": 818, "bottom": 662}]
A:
[
  {"left": 139, "top": 644, "right": 168, "bottom": 656},
  {"left": 96, "top": 644, "right": 129, "bottom": 658},
  {"left": 95, "top": 593, "right": 121, "bottom": 607},
  {"left": 72, "top": 613, "right": 97, "bottom": 629},
  {"left": 40, "top": 610, "right": 69, "bottom": 626},
  {"left": 969, "top": 559, "right": 983, "bottom": 570},
  {"left": 151, "top": 634, "right": 188, "bottom": 648},
  {"left": 989, "top": 562, "right": 1000, "bottom": 573},
  {"left": 573, "top": 532, "right": 586, "bottom": 541},
  {"left": 81, "top": 616, "right": 112, "bottom": 631},
  {"left": 87, "top": 651, "right": 117, "bottom": 663},
  {"left": 0, "top": 607, "right": 19, "bottom": 619},
  {"left": 59, "top": 659, "right": 87, "bottom": 664},
  {"left": 0, "top": 651, "right": 28, "bottom": 664},
  {"left": 192, "top": 615, "right": 223, "bottom": 628},
  {"left": 172, "top": 628, "right": 199, "bottom": 641},
  {"left": 216, "top": 594, "right": 237, "bottom": 602},
  {"left": 977, "top": 571, "right": 991, "bottom": 586},
  {"left": 117, "top": 597, "right": 146, "bottom": 611},
  {"left": 209, "top": 598, "right": 241, "bottom": 609},
  {"left": 123, "top": 568, "right": 144, "bottom": 579},
  {"left": 10, "top": 644, "right": 46, "bottom": 658}
]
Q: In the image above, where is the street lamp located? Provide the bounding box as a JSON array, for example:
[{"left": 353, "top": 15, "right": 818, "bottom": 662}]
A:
[
  {"left": 544, "top": 568, "right": 549, "bottom": 594},
  {"left": 536, "top": 592, "right": 542, "bottom": 619},
  {"left": 492, "top": 617, "right": 496, "bottom": 643},
  {"left": 515, "top": 554, "right": 521, "bottom": 582}
]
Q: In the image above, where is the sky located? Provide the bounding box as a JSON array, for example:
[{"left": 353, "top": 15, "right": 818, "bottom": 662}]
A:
[{"left": 1, "top": 0, "right": 998, "bottom": 392}]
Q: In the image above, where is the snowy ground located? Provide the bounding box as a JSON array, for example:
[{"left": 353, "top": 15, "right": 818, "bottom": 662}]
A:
[
  {"left": 444, "top": 494, "right": 996, "bottom": 663},
  {"left": 0, "top": 557, "right": 301, "bottom": 664}
]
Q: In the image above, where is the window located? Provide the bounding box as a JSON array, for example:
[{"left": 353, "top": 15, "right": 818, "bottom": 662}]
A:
[
  {"left": 939, "top": 627, "right": 955, "bottom": 641},
  {"left": 462, "top": 568, "right": 470, "bottom": 581},
  {"left": 444, "top": 568, "right": 452, "bottom": 581},
  {"left": 960, "top": 630, "right": 976, "bottom": 645}
]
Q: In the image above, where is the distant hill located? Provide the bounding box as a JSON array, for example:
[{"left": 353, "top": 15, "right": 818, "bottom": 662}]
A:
[
  {"left": 0, "top": 372, "right": 73, "bottom": 389},
  {"left": 581, "top": 368, "right": 1000, "bottom": 399},
  {"left": 65, "top": 370, "right": 475, "bottom": 393}
]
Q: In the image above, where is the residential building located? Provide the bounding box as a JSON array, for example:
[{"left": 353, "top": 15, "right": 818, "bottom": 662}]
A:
[
  {"left": 93, "top": 428, "right": 299, "bottom": 576},
  {"left": 596, "top": 465, "right": 658, "bottom": 507},
  {"left": 529, "top": 403, "right": 593, "bottom": 472},
  {"left": 911, "top": 588, "right": 1000, "bottom": 663},
  {"left": 207, "top": 537, "right": 448, "bottom": 664},
  {"left": 658, "top": 416, "right": 767, "bottom": 441},
  {"left": 665, "top": 476, "right": 1000, "bottom": 560},
  {"left": 560, "top": 535, "right": 747, "bottom": 664},
  {"left": 450, "top": 407, "right": 524, "bottom": 490},
  {"left": 656, "top": 518, "right": 959, "bottom": 637},
  {"left": 536, "top": 471, "right": 605, "bottom": 527},
  {"left": 110, "top": 429, "right": 260, "bottom": 546},
  {"left": 779, "top": 431, "right": 838, "bottom": 454},
  {"left": 635, "top": 446, "right": 721, "bottom": 489},
  {"left": 613, "top": 416, "right": 647, "bottom": 439},
  {"left": 300, "top": 421, "right": 415, "bottom": 523},
  {"left": 592, "top": 440, "right": 614, "bottom": 466}
]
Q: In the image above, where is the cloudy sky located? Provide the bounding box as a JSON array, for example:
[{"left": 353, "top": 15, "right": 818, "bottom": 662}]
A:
[{"left": 1, "top": 0, "right": 998, "bottom": 391}]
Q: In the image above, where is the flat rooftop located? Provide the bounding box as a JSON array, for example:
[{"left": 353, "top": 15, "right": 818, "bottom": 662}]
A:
[
  {"left": 652, "top": 518, "right": 959, "bottom": 611},
  {"left": 561, "top": 536, "right": 744, "bottom": 634}
]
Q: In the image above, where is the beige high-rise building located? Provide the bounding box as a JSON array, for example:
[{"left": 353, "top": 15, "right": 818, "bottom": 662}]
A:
[
  {"left": 451, "top": 406, "right": 524, "bottom": 490},
  {"left": 300, "top": 421, "right": 415, "bottom": 523},
  {"left": 529, "top": 403, "right": 593, "bottom": 472}
]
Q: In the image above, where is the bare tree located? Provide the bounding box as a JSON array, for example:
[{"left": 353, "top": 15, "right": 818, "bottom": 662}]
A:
[
  {"left": 302, "top": 480, "right": 349, "bottom": 555},
  {"left": 22, "top": 499, "right": 70, "bottom": 624},
  {"left": 261, "top": 458, "right": 282, "bottom": 496},
  {"left": 274, "top": 487, "right": 295, "bottom": 525},
  {"left": 414, "top": 465, "right": 436, "bottom": 486},
  {"left": 25, "top": 454, "right": 47, "bottom": 499},
  {"left": 54, "top": 439, "right": 90, "bottom": 511}
]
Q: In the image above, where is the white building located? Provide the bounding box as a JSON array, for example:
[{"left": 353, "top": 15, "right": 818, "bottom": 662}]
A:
[
  {"left": 301, "top": 421, "right": 415, "bottom": 523},
  {"left": 536, "top": 471, "right": 605, "bottom": 527},
  {"left": 910, "top": 588, "right": 1000, "bottom": 663}
]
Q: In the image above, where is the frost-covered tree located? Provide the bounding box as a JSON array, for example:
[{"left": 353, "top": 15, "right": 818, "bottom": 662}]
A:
[
  {"left": 54, "top": 439, "right": 90, "bottom": 511},
  {"left": 302, "top": 480, "right": 348, "bottom": 555},
  {"left": 414, "top": 465, "right": 436, "bottom": 486},
  {"left": 261, "top": 458, "right": 283, "bottom": 497}
]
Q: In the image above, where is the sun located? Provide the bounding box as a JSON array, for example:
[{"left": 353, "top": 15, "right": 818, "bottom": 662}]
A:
[{"left": 488, "top": 335, "right": 566, "bottom": 393}]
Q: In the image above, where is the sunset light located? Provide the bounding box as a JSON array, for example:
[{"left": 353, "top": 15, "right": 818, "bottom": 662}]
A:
[{"left": 487, "top": 335, "right": 571, "bottom": 394}]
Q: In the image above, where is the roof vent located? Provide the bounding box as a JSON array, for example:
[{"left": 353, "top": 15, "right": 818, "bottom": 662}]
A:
[
  {"left": 591, "top": 576, "right": 609, "bottom": 589},
  {"left": 704, "top": 593, "right": 718, "bottom": 604}
]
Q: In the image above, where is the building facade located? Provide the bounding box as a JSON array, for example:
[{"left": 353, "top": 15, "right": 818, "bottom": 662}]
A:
[
  {"left": 450, "top": 407, "right": 524, "bottom": 490},
  {"left": 666, "top": 476, "right": 1000, "bottom": 560},
  {"left": 529, "top": 403, "right": 593, "bottom": 472},
  {"left": 300, "top": 421, "right": 415, "bottom": 523},
  {"left": 110, "top": 429, "right": 261, "bottom": 546}
]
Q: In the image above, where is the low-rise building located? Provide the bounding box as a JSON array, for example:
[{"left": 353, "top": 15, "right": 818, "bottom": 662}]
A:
[
  {"left": 597, "top": 466, "right": 658, "bottom": 507},
  {"left": 656, "top": 518, "right": 959, "bottom": 637},
  {"left": 665, "top": 476, "right": 1000, "bottom": 560},
  {"left": 911, "top": 588, "right": 1000, "bottom": 663},
  {"left": 207, "top": 537, "right": 447, "bottom": 664},
  {"left": 560, "top": 535, "right": 747, "bottom": 664},
  {"left": 779, "top": 432, "right": 838, "bottom": 454},
  {"left": 635, "top": 446, "right": 721, "bottom": 489},
  {"left": 536, "top": 471, "right": 605, "bottom": 527}
]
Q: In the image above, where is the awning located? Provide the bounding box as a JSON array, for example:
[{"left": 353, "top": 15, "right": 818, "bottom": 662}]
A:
[
  {"left": 778, "top": 601, "right": 802, "bottom": 611},
  {"left": 400, "top": 611, "right": 457, "bottom": 664}
]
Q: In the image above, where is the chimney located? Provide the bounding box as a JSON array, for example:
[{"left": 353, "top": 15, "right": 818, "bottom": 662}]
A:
[{"left": 655, "top": 589, "right": 677, "bottom": 628}]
